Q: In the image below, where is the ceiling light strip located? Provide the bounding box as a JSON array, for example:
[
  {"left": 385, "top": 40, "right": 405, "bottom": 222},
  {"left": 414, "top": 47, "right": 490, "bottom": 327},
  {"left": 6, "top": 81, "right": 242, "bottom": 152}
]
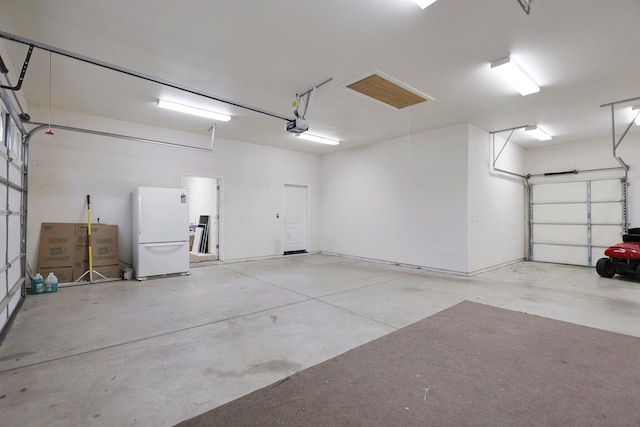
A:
[
  {"left": 158, "top": 99, "right": 231, "bottom": 121},
  {"left": 632, "top": 105, "right": 640, "bottom": 126},
  {"left": 491, "top": 57, "right": 539, "bottom": 96},
  {"left": 295, "top": 133, "right": 340, "bottom": 145},
  {"left": 524, "top": 126, "right": 551, "bottom": 141},
  {"left": 411, "top": 0, "right": 438, "bottom": 9}
]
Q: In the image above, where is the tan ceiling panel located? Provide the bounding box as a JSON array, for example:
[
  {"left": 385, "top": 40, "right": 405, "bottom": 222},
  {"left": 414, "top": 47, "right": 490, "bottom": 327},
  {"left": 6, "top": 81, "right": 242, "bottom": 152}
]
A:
[{"left": 346, "top": 74, "right": 428, "bottom": 109}]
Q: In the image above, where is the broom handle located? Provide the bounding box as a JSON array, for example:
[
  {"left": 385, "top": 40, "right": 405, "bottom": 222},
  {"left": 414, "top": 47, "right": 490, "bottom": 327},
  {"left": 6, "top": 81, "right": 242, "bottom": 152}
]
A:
[{"left": 87, "top": 195, "right": 93, "bottom": 280}]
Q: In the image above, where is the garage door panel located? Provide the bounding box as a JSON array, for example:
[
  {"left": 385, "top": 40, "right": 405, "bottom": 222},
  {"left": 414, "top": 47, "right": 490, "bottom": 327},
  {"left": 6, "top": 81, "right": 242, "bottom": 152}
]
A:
[
  {"left": 8, "top": 215, "right": 21, "bottom": 258},
  {"left": 591, "top": 203, "right": 622, "bottom": 224},
  {"left": 533, "top": 224, "right": 586, "bottom": 245},
  {"left": 0, "top": 217, "right": 5, "bottom": 267},
  {"left": 533, "top": 244, "right": 589, "bottom": 266},
  {"left": 592, "top": 245, "right": 612, "bottom": 260},
  {"left": 8, "top": 187, "right": 21, "bottom": 211},
  {"left": 533, "top": 204, "right": 586, "bottom": 223},
  {"left": 0, "top": 148, "right": 7, "bottom": 180},
  {"left": 8, "top": 162, "right": 21, "bottom": 185},
  {"left": 8, "top": 214, "right": 22, "bottom": 297},
  {"left": 0, "top": 307, "right": 6, "bottom": 332},
  {"left": 591, "top": 179, "right": 622, "bottom": 202},
  {"left": 1, "top": 102, "right": 26, "bottom": 340},
  {"left": 0, "top": 189, "right": 5, "bottom": 267},
  {"left": 530, "top": 179, "right": 624, "bottom": 267},
  {"left": 0, "top": 268, "right": 6, "bottom": 300},
  {"left": 592, "top": 225, "right": 622, "bottom": 247},
  {"left": 532, "top": 182, "right": 587, "bottom": 203},
  {"left": 7, "top": 262, "right": 21, "bottom": 291}
]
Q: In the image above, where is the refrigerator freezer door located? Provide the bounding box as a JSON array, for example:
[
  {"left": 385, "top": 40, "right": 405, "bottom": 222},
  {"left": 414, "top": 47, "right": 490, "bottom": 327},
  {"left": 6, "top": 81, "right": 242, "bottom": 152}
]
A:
[
  {"left": 135, "top": 241, "right": 189, "bottom": 279},
  {"left": 135, "top": 187, "right": 189, "bottom": 244}
]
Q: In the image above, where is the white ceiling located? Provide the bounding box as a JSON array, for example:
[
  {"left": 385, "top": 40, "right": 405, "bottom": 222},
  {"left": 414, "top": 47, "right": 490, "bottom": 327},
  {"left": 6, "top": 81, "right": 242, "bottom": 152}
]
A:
[{"left": 1, "top": 0, "right": 640, "bottom": 155}]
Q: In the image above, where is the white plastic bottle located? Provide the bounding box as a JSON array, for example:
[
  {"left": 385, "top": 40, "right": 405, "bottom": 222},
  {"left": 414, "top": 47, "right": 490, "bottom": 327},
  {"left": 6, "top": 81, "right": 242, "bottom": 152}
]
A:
[{"left": 44, "top": 272, "right": 58, "bottom": 293}]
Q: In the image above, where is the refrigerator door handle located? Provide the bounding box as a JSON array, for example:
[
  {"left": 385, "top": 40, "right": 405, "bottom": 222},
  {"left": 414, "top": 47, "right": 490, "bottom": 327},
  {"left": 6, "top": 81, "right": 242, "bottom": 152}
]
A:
[
  {"left": 138, "top": 195, "right": 142, "bottom": 235},
  {"left": 143, "top": 242, "right": 187, "bottom": 248}
]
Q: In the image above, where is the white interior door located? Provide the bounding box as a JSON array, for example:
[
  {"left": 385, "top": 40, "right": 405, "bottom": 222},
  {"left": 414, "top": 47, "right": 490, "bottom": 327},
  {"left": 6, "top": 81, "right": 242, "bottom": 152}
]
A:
[
  {"left": 530, "top": 179, "right": 624, "bottom": 266},
  {"left": 283, "top": 184, "right": 308, "bottom": 253}
]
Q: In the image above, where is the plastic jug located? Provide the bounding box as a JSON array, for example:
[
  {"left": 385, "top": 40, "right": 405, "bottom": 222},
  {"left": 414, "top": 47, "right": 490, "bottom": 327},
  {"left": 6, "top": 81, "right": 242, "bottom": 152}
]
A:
[
  {"left": 44, "top": 272, "right": 58, "bottom": 293},
  {"left": 32, "top": 273, "right": 44, "bottom": 294}
]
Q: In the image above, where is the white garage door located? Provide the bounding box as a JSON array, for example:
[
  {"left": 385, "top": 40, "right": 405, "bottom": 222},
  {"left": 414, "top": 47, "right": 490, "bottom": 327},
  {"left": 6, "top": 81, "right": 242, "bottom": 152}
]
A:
[
  {"left": 0, "top": 100, "right": 26, "bottom": 338},
  {"left": 530, "top": 179, "right": 625, "bottom": 266}
]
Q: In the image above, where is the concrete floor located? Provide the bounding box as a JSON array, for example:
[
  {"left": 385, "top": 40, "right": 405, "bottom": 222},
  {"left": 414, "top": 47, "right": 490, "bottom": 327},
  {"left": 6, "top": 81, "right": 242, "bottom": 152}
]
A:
[{"left": 1, "top": 254, "right": 639, "bottom": 426}]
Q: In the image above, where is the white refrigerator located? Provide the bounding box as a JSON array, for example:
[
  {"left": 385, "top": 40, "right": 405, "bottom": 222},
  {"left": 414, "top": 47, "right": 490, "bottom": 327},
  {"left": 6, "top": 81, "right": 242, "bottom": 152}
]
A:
[{"left": 132, "top": 187, "right": 190, "bottom": 280}]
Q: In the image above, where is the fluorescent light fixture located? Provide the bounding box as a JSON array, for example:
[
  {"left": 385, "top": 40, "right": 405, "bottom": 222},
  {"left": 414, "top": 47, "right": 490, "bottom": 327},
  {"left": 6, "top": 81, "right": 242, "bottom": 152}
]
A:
[
  {"left": 491, "top": 57, "right": 540, "bottom": 96},
  {"left": 633, "top": 105, "right": 640, "bottom": 126},
  {"left": 524, "top": 126, "right": 551, "bottom": 141},
  {"left": 411, "top": 0, "right": 438, "bottom": 9},
  {"left": 157, "top": 99, "right": 231, "bottom": 122},
  {"left": 295, "top": 133, "right": 340, "bottom": 146}
]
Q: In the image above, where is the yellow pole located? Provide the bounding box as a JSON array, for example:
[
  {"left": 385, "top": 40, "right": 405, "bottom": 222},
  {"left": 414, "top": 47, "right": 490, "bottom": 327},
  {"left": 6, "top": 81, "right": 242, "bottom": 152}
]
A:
[{"left": 87, "top": 195, "right": 93, "bottom": 282}]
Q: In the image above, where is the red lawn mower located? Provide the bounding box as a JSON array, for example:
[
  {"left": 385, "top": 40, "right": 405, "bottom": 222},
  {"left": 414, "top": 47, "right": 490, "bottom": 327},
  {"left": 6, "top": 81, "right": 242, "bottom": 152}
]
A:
[{"left": 596, "top": 228, "right": 640, "bottom": 279}]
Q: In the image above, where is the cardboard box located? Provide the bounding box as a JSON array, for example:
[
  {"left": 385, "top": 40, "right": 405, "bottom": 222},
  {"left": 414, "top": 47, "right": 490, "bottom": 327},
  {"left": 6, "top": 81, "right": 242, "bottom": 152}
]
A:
[
  {"left": 38, "top": 223, "right": 120, "bottom": 283},
  {"left": 37, "top": 223, "right": 76, "bottom": 267},
  {"left": 73, "top": 264, "right": 120, "bottom": 282},
  {"left": 74, "top": 224, "right": 119, "bottom": 267},
  {"left": 95, "top": 264, "right": 121, "bottom": 279}
]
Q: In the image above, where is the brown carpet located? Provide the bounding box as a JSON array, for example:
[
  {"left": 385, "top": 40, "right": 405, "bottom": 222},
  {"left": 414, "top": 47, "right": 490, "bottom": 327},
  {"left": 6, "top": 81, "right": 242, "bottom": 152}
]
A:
[{"left": 176, "top": 301, "right": 640, "bottom": 426}]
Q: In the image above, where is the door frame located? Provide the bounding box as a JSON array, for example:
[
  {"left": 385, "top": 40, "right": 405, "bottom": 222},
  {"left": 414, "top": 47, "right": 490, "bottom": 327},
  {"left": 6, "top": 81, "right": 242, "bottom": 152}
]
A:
[
  {"left": 181, "top": 174, "right": 224, "bottom": 261},
  {"left": 282, "top": 183, "right": 310, "bottom": 254}
]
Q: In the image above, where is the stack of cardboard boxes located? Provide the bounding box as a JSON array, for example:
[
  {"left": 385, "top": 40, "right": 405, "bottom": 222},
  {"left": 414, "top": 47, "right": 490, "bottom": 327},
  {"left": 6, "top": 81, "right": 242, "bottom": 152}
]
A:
[{"left": 37, "top": 223, "right": 120, "bottom": 283}]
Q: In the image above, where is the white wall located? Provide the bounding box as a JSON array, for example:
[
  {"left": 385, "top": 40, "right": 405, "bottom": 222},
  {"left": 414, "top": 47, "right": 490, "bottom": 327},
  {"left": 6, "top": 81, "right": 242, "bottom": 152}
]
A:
[
  {"left": 26, "top": 107, "right": 530, "bottom": 275},
  {"left": 320, "top": 124, "right": 470, "bottom": 273},
  {"left": 467, "top": 125, "right": 526, "bottom": 273},
  {"left": 525, "top": 134, "right": 640, "bottom": 228},
  {"left": 26, "top": 107, "right": 321, "bottom": 269}
]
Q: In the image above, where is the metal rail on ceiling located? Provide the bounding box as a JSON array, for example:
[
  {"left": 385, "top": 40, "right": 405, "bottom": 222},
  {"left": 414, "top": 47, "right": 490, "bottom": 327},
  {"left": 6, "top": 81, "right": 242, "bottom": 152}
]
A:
[
  {"left": 0, "top": 45, "right": 32, "bottom": 91},
  {"left": 490, "top": 125, "right": 529, "bottom": 180},
  {"left": 600, "top": 95, "right": 640, "bottom": 175},
  {"left": 0, "top": 30, "right": 294, "bottom": 122},
  {"left": 491, "top": 121, "right": 629, "bottom": 182},
  {"left": 25, "top": 122, "right": 215, "bottom": 153}
]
